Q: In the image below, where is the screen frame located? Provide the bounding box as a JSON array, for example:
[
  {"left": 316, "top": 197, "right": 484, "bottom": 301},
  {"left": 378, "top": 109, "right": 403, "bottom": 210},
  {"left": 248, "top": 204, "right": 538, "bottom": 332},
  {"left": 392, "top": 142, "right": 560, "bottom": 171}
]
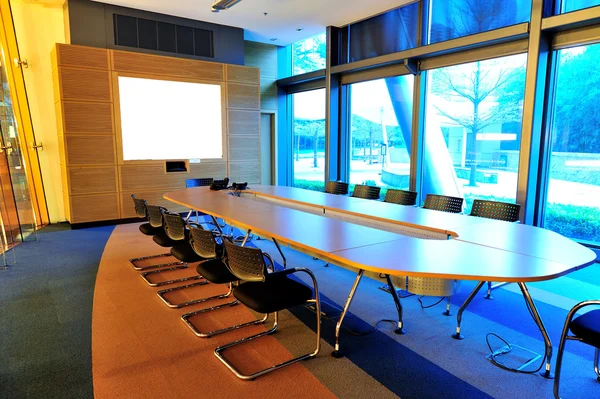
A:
[{"left": 113, "top": 71, "right": 228, "bottom": 168}]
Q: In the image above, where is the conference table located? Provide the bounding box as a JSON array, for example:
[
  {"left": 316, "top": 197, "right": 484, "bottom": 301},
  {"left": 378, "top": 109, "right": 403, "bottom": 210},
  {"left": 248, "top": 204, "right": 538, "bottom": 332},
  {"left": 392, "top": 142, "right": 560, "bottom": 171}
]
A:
[{"left": 164, "top": 185, "right": 597, "bottom": 377}]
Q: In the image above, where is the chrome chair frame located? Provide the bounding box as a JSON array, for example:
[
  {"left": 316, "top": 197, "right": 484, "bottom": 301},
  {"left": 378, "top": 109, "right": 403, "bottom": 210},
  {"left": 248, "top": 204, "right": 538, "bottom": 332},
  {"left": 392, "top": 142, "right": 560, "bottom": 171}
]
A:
[
  {"left": 554, "top": 300, "right": 600, "bottom": 399},
  {"left": 214, "top": 267, "right": 321, "bottom": 381}
]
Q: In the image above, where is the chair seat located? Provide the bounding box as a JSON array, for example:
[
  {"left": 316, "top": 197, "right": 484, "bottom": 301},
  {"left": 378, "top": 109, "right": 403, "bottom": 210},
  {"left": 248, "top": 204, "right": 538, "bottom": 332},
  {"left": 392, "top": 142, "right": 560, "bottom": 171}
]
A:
[
  {"left": 139, "top": 223, "right": 160, "bottom": 236},
  {"left": 171, "top": 242, "right": 203, "bottom": 263},
  {"left": 153, "top": 231, "right": 179, "bottom": 248},
  {"left": 570, "top": 310, "right": 600, "bottom": 348},
  {"left": 197, "top": 258, "right": 238, "bottom": 284},
  {"left": 233, "top": 274, "right": 312, "bottom": 314}
]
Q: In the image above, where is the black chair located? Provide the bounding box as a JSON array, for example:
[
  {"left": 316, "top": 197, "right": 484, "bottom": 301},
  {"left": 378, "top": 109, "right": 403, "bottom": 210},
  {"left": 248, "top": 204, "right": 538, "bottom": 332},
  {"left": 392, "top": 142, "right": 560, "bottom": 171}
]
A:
[
  {"left": 214, "top": 241, "right": 321, "bottom": 380},
  {"left": 469, "top": 199, "right": 521, "bottom": 299},
  {"left": 423, "top": 194, "right": 464, "bottom": 213},
  {"left": 325, "top": 181, "right": 349, "bottom": 195},
  {"left": 140, "top": 210, "right": 205, "bottom": 287},
  {"left": 384, "top": 189, "right": 418, "bottom": 206},
  {"left": 554, "top": 301, "right": 600, "bottom": 399},
  {"left": 351, "top": 184, "right": 381, "bottom": 200}
]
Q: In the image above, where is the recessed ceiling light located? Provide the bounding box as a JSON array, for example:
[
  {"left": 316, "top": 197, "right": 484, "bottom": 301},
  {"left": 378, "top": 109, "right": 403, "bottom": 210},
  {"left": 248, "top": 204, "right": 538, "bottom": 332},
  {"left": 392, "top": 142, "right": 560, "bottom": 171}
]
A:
[
  {"left": 296, "top": 28, "right": 303, "bottom": 31},
  {"left": 269, "top": 38, "right": 278, "bottom": 41}
]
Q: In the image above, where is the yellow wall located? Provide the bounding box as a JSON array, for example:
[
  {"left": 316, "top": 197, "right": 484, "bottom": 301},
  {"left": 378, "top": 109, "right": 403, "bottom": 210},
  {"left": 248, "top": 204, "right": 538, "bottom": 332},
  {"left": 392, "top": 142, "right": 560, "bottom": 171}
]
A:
[{"left": 10, "top": 0, "right": 66, "bottom": 222}]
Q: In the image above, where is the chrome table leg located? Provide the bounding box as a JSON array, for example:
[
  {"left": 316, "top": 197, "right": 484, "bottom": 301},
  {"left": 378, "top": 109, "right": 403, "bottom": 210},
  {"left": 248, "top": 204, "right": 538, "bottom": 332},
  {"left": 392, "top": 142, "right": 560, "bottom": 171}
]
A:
[
  {"left": 272, "top": 237, "right": 287, "bottom": 269},
  {"left": 595, "top": 348, "right": 600, "bottom": 379},
  {"left": 452, "top": 281, "right": 485, "bottom": 340},
  {"left": 332, "top": 269, "right": 364, "bottom": 358},
  {"left": 443, "top": 296, "right": 452, "bottom": 316},
  {"left": 384, "top": 274, "right": 405, "bottom": 334},
  {"left": 241, "top": 229, "right": 252, "bottom": 246}
]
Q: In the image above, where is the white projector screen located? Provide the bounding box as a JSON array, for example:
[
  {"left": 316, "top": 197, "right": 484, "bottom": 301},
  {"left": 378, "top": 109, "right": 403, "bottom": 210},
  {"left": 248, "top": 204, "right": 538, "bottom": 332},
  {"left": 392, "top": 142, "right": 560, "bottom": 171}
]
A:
[{"left": 118, "top": 76, "right": 223, "bottom": 161}]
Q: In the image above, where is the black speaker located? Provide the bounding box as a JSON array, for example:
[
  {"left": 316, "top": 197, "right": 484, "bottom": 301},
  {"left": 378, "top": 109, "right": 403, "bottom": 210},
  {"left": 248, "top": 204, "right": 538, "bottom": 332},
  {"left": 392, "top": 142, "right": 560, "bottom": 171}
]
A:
[{"left": 138, "top": 18, "right": 158, "bottom": 50}]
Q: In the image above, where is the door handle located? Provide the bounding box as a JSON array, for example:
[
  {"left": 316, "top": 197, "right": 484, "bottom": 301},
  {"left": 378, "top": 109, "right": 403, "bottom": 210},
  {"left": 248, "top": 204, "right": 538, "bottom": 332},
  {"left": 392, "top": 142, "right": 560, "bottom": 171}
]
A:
[
  {"left": 31, "top": 142, "right": 43, "bottom": 151},
  {"left": 0, "top": 142, "right": 12, "bottom": 152}
]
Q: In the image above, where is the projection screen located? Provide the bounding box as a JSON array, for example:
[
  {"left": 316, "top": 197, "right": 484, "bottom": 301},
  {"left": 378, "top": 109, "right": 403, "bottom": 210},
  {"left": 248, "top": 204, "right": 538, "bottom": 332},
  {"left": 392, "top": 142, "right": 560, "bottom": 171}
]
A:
[{"left": 118, "top": 76, "right": 223, "bottom": 161}]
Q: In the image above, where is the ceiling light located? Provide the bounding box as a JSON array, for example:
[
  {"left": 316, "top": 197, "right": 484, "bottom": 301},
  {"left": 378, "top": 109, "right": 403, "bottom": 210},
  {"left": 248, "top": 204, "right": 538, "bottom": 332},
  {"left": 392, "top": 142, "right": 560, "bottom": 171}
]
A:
[
  {"left": 211, "top": 0, "right": 242, "bottom": 12},
  {"left": 296, "top": 28, "right": 303, "bottom": 31},
  {"left": 269, "top": 38, "right": 278, "bottom": 42}
]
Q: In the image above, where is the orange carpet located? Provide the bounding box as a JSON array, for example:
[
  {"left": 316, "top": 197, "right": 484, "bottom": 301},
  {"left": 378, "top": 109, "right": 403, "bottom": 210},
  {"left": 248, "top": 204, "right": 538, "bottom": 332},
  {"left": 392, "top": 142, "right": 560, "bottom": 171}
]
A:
[{"left": 92, "top": 223, "right": 337, "bottom": 398}]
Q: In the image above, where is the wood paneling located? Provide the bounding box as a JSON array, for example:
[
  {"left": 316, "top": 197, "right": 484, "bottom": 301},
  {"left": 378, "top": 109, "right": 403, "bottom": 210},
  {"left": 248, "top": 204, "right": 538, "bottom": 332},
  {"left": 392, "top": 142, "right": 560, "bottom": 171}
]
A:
[
  {"left": 120, "top": 162, "right": 227, "bottom": 192},
  {"left": 227, "top": 83, "right": 260, "bottom": 110},
  {"left": 112, "top": 50, "right": 224, "bottom": 81},
  {"left": 59, "top": 68, "right": 111, "bottom": 102},
  {"left": 65, "top": 135, "right": 115, "bottom": 165},
  {"left": 68, "top": 166, "right": 118, "bottom": 195},
  {"left": 70, "top": 193, "right": 120, "bottom": 223},
  {"left": 228, "top": 110, "right": 260, "bottom": 136},
  {"left": 56, "top": 44, "right": 109, "bottom": 70},
  {"left": 229, "top": 136, "right": 260, "bottom": 162},
  {"left": 230, "top": 161, "right": 261, "bottom": 183},
  {"left": 226, "top": 65, "right": 260, "bottom": 84},
  {"left": 260, "top": 78, "right": 277, "bottom": 111},
  {"left": 62, "top": 102, "right": 114, "bottom": 134}
]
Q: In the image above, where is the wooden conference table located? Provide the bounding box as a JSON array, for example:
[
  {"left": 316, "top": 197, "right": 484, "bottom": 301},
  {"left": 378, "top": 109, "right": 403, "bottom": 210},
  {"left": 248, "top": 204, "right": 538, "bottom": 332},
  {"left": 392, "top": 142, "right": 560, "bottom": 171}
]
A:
[{"left": 164, "top": 185, "right": 597, "bottom": 377}]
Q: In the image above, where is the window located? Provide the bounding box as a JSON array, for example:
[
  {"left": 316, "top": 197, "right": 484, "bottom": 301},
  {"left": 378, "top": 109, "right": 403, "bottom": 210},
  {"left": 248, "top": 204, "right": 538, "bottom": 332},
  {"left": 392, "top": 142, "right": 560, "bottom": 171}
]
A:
[
  {"left": 560, "top": 0, "right": 600, "bottom": 13},
  {"left": 423, "top": 54, "right": 527, "bottom": 212},
  {"left": 543, "top": 44, "right": 600, "bottom": 244},
  {"left": 292, "top": 33, "right": 326, "bottom": 76},
  {"left": 348, "top": 77, "right": 414, "bottom": 195},
  {"left": 292, "top": 89, "right": 326, "bottom": 190},
  {"left": 428, "top": 0, "right": 532, "bottom": 44}
]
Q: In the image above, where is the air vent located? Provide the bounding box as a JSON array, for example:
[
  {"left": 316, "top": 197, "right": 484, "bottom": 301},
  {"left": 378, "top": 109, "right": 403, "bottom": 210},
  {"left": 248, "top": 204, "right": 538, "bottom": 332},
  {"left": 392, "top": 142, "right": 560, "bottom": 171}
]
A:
[{"left": 114, "top": 14, "right": 214, "bottom": 58}]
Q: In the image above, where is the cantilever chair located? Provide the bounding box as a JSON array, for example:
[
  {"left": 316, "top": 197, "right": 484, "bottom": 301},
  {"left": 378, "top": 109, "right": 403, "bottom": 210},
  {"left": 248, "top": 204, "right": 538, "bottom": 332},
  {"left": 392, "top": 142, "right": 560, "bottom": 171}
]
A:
[
  {"left": 423, "top": 193, "right": 464, "bottom": 213},
  {"left": 469, "top": 199, "right": 521, "bottom": 299},
  {"left": 140, "top": 210, "right": 205, "bottom": 287},
  {"left": 554, "top": 301, "right": 600, "bottom": 399},
  {"left": 351, "top": 184, "right": 381, "bottom": 200},
  {"left": 384, "top": 189, "right": 418, "bottom": 206},
  {"left": 325, "top": 181, "right": 349, "bottom": 195},
  {"left": 214, "top": 241, "right": 321, "bottom": 380}
]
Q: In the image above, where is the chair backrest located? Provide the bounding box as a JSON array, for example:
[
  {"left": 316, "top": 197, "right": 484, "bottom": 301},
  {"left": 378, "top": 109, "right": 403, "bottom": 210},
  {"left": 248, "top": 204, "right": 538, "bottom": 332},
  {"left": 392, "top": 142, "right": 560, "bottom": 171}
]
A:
[
  {"left": 352, "top": 184, "right": 381, "bottom": 200},
  {"left": 325, "top": 181, "right": 349, "bottom": 195},
  {"left": 223, "top": 241, "right": 267, "bottom": 282},
  {"left": 146, "top": 205, "right": 166, "bottom": 228},
  {"left": 186, "top": 178, "right": 214, "bottom": 188},
  {"left": 131, "top": 194, "right": 147, "bottom": 218},
  {"left": 423, "top": 194, "right": 464, "bottom": 213},
  {"left": 188, "top": 223, "right": 220, "bottom": 258},
  {"left": 384, "top": 189, "right": 418, "bottom": 206},
  {"left": 163, "top": 212, "right": 187, "bottom": 241},
  {"left": 470, "top": 199, "right": 521, "bottom": 222}
]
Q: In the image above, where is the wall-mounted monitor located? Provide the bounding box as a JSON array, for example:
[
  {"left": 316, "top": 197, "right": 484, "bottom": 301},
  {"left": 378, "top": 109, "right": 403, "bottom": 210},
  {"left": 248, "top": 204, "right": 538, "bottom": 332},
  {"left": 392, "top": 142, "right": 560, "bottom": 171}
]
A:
[{"left": 118, "top": 76, "right": 223, "bottom": 161}]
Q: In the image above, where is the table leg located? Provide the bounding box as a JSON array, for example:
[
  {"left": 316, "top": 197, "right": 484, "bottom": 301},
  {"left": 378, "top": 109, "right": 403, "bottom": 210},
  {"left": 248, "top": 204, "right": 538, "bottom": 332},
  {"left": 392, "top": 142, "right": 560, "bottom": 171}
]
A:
[
  {"left": 272, "top": 237, "right": 287, "bottom": 269},
  {"left": 210, "top": 215, "right": 229, "bottom": 241},
  {"left": 332, "top": 269, "right": 364, "bottom": 358},
  {"left": 518, "top": 282, "right": 554, "bottom": 379},
  {"left": 241, "top": 229, "right": 252, "bottom": 246},
  {"left": 384, "top": 274, "right": 405, "bottom": 334},
  {"left": 452, "top": 281, "right": 485, "bottom": 340}
]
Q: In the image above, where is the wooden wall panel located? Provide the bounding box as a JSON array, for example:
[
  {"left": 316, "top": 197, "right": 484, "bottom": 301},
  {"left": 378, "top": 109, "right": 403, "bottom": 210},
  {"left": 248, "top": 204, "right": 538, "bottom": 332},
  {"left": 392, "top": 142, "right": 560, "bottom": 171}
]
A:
[
  {"left": 56, "top": 44, "right": 109, "bottom": 70},
  {"left": 229, "top": 161, "right": 261, "bottom": 184},
  {"left": 59, "top": 68, "right": 111, "bottom": 102},
  {"left": 62, "top": 102, "right": 114, "bottom": 134},
  {"left": 229, "top": 136, "right": 260, "bottom": 162},
  {"left": 65, "top": 135, "right": 115, "bottom": 165},
  {"left": 226, "top": 65, "right": 260, "bottom": 84},
  {"left": 112, "top": 50, "right": 224, "bottom": 81},
  {"left": 120, "top": 162, "right": 227, "bottom": 192},
  {"left": 227, "top": 83, "right": 260, "bottom": 110},
  {"left": 228, "top": 110, "right": 260, "bottom": 136},
  {"left": 70, "top": 193, "right": 120, "bottom": 223},
  {"left": 67, "top": 167, "right": 118, "bottom": 195}
]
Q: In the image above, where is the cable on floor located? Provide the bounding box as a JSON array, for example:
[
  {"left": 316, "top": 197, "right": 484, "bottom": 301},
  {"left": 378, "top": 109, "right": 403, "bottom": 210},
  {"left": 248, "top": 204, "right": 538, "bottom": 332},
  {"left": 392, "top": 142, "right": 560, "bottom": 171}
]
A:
[
  {"left": 485, "top": 332, "right": 546, "bottom": 374},
  {"left": 417, "top": 296, "right": 446, "bottom": 309}
]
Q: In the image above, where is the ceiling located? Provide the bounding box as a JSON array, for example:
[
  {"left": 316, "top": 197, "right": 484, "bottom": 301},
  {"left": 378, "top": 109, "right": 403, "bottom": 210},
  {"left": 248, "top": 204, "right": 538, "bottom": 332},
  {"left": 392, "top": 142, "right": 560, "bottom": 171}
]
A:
[{"left": 92, "top": 0, "right": 413, "bottom": 45}]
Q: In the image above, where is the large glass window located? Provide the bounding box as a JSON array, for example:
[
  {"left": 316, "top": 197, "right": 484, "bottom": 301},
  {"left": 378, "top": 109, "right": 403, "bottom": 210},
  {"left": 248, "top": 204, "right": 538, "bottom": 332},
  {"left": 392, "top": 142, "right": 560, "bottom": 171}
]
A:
[
  {"left": 292, "top": 89, "right": 326, "bottom": 191},
  {"left": 423, "top": 54, "right": 527, "bottom": 213},
  {"left": 428, "top": 0, "right": 532, "bottom": 44},
  {"left": 561, "top": 0, "right": 600, "bottom": 13},
  {"left": 292, "top": 33, "right": 326, "bottom": 76},
  {"left": 348, "top": 77, "right": 414, "bottom": 196},
  {"left": 543, "top": 43, "right": 600, "bottom": 244}
]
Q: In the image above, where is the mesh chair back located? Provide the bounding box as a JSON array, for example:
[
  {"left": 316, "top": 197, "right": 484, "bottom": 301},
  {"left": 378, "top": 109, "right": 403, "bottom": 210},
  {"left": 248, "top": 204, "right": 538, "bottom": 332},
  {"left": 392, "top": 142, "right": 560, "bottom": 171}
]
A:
[
  {"left": 352, "top": 184, "right": 381, "bottom": 200},
  {"left": 325, "top": 181, "right": 349, "bottom": 195},
  {"left": 163, "top": 212, "right": 187, "bottom": 241},
  {"left": 384, "top": 189, "right": 418, "bottom": 206},
  {"left": 131, "top": 195, "right": 147, "bottom": 218},
  {"left": 223, "top": 241, "right": 267, "bottom": 282},
  {"left": 470, "top": 199, "right": 521, "bottom": 222},
  {"left": 423, "top": 194, "right": 463, "bottom": 213},
  {"left": 146, "top": 205, "right": 166, "bottom": 228},
  {"left": 186, "top": 178, "right": 214, "bottom": 188},
  {"left": 189, "top": 223, "right": 220, "bottom": 258}
]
